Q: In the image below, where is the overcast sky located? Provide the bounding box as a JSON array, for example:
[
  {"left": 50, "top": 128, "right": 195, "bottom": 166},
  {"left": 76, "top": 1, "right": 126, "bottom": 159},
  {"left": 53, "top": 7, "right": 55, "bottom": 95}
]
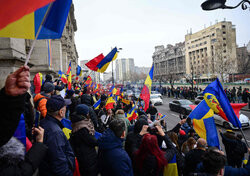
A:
[{"left": 74, "top": 0, "right": 250, "bottom": 70}]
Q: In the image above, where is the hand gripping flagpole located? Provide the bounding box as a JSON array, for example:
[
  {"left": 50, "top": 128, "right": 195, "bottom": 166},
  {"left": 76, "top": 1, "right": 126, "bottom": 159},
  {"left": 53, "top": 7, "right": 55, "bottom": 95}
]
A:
[{"left": 24, "top": 2, "right": 54, "bottom": 66}]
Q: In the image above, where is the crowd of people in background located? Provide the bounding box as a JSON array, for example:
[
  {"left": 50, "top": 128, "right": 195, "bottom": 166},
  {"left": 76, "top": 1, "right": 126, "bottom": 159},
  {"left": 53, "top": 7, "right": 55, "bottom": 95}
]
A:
[{"left": 0, "top": 66, "right": 250, "bottom": 176}]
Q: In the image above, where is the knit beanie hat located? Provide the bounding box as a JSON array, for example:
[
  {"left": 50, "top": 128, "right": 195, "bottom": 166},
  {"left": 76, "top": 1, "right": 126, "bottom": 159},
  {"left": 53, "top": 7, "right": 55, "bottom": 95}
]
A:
[
  {"left": 43, "top": 82, "right": 55, "bottom": 93},
  {"left": 45, "top": 74, "right": 52, "bottom": 81},
  {"left": 75, "top": 104, "right": 89, "bottom": 116},
  {"left": 46, "top": 95, "right": 66, "bottom": 112}
]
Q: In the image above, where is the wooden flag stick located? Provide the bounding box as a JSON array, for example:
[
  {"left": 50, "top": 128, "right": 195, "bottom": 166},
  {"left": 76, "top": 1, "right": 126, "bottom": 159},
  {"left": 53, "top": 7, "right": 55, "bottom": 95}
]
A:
[{"left": 25, "top": 2, "right": 54, "bottom": 66}]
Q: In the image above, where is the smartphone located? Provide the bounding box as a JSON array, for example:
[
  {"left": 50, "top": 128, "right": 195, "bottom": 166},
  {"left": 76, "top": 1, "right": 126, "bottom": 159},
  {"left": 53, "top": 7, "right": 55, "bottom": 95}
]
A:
[{"left": 34, "top": 111, "right": 40, "bottom": 128}]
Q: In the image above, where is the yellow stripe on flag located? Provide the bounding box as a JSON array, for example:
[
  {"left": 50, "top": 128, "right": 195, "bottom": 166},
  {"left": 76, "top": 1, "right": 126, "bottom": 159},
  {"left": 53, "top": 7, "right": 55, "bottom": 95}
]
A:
[{"left": 0, "top": 12, "right": 35, "bottom": 39}]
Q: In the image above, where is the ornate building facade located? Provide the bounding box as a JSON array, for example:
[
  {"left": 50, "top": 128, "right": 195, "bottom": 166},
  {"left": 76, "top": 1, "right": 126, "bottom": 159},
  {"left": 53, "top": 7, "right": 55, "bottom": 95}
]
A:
[{"left": 152, "top": 42, "right": 186, "bottom": 82}]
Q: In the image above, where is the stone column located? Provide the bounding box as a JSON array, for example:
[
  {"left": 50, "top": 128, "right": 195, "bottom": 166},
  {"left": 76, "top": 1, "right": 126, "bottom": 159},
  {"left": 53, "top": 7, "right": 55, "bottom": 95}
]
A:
[{"left": 0, "top": 38, "right": 29, "bottom": 88}]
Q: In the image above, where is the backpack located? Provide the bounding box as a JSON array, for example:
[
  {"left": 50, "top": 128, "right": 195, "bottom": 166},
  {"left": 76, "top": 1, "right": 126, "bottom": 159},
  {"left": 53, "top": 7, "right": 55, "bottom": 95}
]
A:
[{"left": 34, "top": 97, "right": 47, "bottom": 109}]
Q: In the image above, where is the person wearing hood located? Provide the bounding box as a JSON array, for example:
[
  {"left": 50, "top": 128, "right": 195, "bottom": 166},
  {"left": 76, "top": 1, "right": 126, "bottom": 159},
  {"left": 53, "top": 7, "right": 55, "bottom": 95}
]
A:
[
  {"left": 114, "top": 109, "right": 131, "bottom": 136},
  {"left": 81, "top": 87, "right": 99, "bottom": 131},
  {"left": 70, "top": 104, "right": 98, "bottom": 176},
  {"left": 98, "top": 119, "right": 133, "bottom": 176},
  {"left": 34, "top": 82, "right": 55, "bottom": 118},
  {"left": 125, "top": 118, "right": 149, "bottom": 159}
]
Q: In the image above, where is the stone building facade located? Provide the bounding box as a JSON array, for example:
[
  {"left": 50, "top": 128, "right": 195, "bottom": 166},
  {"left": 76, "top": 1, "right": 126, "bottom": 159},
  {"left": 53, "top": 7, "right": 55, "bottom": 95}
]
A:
[
  {"left": 152, "top": 42, "right": 186, "bottom": 82},
  {"left": 0, "top": 4, "right": 78, "bottom": 88},
  {"left": 185, "top": 21, "right": 237, "bottom": 81},
  {"left": 236, "top": 45, "right": 250, "bottom": 74}
]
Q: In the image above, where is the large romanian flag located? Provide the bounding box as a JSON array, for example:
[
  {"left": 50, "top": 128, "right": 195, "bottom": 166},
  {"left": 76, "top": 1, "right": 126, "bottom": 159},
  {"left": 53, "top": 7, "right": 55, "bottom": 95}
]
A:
[
  {"left": 203, "top": 78, "right": 242, "bottom": 128},
  {"left": 85, "top": 53, "right": 105, "bottom": 71},
  {"left": 189, "top": 100, "right": 220, "bottom": 148},
  {"left": 140, "top": 64, "right": 154, "bottom": 111},
  {"left": 96, "top": 47, "right": 118, "bottom": 73},
  {"left": 0, "top": 0, "right": 72, "bottom": 39}
]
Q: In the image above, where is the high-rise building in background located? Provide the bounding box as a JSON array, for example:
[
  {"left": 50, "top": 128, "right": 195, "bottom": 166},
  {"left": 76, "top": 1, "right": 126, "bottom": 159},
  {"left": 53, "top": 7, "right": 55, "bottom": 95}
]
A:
[
  {"left": 115, "top": 58, "right": 135, "bottom": 83},
  {"left": 152, "top": 42, "right": 186, "bottom": 82},
  {"left": 80, "top": 60, "right": 100, "bottom": 83},
  {"left": 185, "top": 20, "right": 237, "bottom": 82}
]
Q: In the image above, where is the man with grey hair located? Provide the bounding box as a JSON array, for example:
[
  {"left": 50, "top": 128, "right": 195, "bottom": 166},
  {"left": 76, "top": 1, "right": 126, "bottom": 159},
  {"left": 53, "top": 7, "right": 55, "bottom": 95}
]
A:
[
  {"left": 39, "top": 95, "right": 75, "bottom": 176},
  {"left": 184, "top": 138, "right": 207, "bottom": 175}
]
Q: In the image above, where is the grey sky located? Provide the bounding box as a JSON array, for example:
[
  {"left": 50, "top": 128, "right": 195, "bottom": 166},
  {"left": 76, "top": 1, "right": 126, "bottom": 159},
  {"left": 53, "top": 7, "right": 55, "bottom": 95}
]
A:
[{"left": 74, "top": 0, "right": 250, "bottom": 69}]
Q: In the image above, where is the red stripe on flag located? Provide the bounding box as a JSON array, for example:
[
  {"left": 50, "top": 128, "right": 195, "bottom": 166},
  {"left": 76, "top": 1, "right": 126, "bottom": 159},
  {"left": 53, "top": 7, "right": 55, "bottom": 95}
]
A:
[
  {"left": 85, "top": 54, "right": 105, "bottom": 71},
  {"left": 0, "top": 0, "right": 55, "bottom": 30}
]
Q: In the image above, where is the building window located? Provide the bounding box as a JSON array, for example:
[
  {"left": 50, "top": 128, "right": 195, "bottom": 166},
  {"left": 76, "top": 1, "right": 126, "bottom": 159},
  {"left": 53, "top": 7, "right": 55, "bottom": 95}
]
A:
[
  {"left": 223, "top": 38, "right": 226, "bottom": 40},
  {"left": 223, "top": 43, "right": 226, "bottom": 47},
  {"left": 212, "top": 33, "right": 215, "bottom": 36},
  {"left": 224, "top": 50, "right": 226, "bottom": 53},
  {"left": 222, "top": 25, "right": 226, "bottom": 28},
  {"left": 223, "top": 31, "right": 226, "bottom": 34},
  {"left": 204, "top": 41, "right": 207, "bottom": 44}
]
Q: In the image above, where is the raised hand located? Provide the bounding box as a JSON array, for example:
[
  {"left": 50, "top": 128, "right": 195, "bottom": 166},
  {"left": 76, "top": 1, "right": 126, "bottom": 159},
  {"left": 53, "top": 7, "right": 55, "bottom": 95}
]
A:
[{"left": 5, "top": 66, "right": 30, "bottom": 96}]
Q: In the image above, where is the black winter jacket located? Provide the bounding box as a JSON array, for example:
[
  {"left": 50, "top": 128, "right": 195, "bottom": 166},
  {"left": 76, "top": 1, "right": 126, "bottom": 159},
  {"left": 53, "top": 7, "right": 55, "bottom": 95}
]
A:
[
  {"left": 70, "top": 127, "right": 98, "bottom": 176},
  {"left": 0, "top": 88, "right": 26, "bottom": 147},
  {"left": 0, "top": 137, "right": 48, "bottom": 176}
]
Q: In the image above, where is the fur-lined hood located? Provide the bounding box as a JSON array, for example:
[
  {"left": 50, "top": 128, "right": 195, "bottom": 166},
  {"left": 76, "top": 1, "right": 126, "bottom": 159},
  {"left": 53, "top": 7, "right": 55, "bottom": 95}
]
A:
[{"left": 0, "top": 137, "right": 25, "bottom": 166}]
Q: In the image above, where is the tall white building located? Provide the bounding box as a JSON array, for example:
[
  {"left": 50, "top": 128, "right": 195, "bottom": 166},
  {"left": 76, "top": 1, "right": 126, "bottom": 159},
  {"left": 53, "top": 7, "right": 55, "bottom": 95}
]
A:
[
  {"left": 115, "top": 58, "right": 135, "bottom": 82},
  {"left": 80, "top": 60, "right": 100, "bottom": 83}
]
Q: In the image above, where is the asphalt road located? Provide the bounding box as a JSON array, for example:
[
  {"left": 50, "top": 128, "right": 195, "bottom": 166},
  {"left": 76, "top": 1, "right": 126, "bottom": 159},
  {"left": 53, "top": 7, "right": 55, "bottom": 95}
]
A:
[{"left": 156, "top": 96, "right": 250, "bottom": 149}]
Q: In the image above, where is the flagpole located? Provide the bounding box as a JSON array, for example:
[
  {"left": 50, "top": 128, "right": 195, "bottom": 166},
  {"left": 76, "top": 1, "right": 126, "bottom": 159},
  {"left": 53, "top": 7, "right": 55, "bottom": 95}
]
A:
[
  {"left": 24, "top": 2, "right": 54, "bottom": 66},
  {"left": 240, "top": 128, "right": 249, "bottom": 147}
]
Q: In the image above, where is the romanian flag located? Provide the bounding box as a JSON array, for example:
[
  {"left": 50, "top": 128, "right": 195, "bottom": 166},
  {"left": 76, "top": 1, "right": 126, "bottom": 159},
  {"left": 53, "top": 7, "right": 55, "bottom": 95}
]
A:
[
  {"left": 0, "top": 0, "right": 72, "bottom": 39},
  {"left": 85, "top": 53, "right": 105, "bottom": 71},
  {"left": 66, "top": 61, "right": 71, "bottom": 75},
  {"left": 61, "top": 118, "right": 72, "bottom": 140},
  {"left": 109, "top": 85, "right": 115, "bottom": 93},
  {"left": 163, "top": 155, "right": 178, "bottom": 176},
  {"left": 96, "top": 47, "right": 118, "bottom": 73},
  {"left": 126, "top": 109, "right": 138, "bottom": 122},
  {"left": 76, "top": 65, "right": 82, "bottom": 76},
  {"left": 67, "top": 62, "right": 72, "bottom": 90},
  {"left": 120, "top": 87, "right": 124, "bottom": 97},
  {"left": 85, "top": 76, "right": 92, "bottom": 86},
  {"left": 105, "top": 96, "right": 115, "bottom": 110},
  {"left": 122, "top": 98, "right": 130, "bottom": 105},
  {"left": 203, "top": 78, "right": 242, "bottom": 128},
  {"left": 33, "top": 72, "right": 43, "bottom": 94},
  {"left": 47, "top": 39, "right": 52, "bottom": 67},
  {"left": 93, "top": 99, "right": 101, "bottom": 110},
  {"left": 115, "top": 88, "right": 120, "bottom": 96},
  {"left": 58, "top": 70, "right": 68, "bottom": 84},
  {"left": 112, "top": 88, "right": 118, "bottom": 95},
  {"left": 158, "top": 113, "right": 166, "bottom": 120},
  {"left": 0, "top": 0, "right": 54, "bottom": 30},
  {"left": 189, "top": 100, "right": 220, "bottom": 148},
  {"left": 140, "top": 64, "right": 154, "bottom": 111}
]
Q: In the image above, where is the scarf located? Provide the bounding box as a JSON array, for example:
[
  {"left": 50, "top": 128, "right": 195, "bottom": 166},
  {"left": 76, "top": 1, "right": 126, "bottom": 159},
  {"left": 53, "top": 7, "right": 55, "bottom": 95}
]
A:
[{"left": 72, "top": 118, "right": 95, "bottom": 135}]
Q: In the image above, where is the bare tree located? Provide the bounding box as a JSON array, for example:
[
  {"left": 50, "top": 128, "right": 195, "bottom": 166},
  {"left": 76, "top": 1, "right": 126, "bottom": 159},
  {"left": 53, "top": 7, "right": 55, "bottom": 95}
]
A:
[{"left": 237, "top": 49, "right": 250, "bottom": 74}]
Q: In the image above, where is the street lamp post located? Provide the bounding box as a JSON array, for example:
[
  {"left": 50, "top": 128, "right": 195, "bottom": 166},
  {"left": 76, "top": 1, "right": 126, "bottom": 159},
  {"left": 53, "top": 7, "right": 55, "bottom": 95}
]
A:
[{"left": 201, "top": 0, "right": 250, "bottom": 10}]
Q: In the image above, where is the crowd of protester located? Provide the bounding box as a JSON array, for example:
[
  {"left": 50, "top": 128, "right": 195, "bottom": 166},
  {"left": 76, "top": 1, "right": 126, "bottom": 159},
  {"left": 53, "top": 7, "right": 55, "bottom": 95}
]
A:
[
  {"left": 0, "top": 66, "right": 250, "bottom": 176},
  {"left": 155, "top": 85, "right": 250, "bottom": 104}
]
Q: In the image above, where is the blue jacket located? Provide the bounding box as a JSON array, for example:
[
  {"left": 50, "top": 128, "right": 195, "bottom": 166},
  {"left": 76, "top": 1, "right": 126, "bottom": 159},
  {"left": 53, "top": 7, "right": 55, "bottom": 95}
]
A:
[
  {"left": 98, "top": 128, "right": 133, "bottom": 176},
  {"left": 39, "top": 115, "right": 75, "bottom": 176},
  {"left": 224, "top": 154, "right": 250, "bottom": 176}
]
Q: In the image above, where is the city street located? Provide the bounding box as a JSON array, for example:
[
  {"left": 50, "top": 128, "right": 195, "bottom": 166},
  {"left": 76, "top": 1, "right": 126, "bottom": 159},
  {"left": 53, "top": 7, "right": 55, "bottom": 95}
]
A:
[{"left": 156, "top": 96, "right": 250, "bottom": 147}]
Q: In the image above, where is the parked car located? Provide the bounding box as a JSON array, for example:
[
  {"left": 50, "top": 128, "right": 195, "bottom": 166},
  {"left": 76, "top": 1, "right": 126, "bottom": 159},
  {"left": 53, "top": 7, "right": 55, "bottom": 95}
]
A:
[
  {"left": 150, "top": 94, "right": 163, "bottom": 106},
  {"left": 194, "top": 96, "right": 204, "bottom": 105},
  {"left": 169, "top": 99, "right": 193, "bottom": 115},
  {"left": 151, "top": 91, "right": 162, "bottom": 99},
  {"left": 213, "top": 112, "right": 250, "bottom": 129}
]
